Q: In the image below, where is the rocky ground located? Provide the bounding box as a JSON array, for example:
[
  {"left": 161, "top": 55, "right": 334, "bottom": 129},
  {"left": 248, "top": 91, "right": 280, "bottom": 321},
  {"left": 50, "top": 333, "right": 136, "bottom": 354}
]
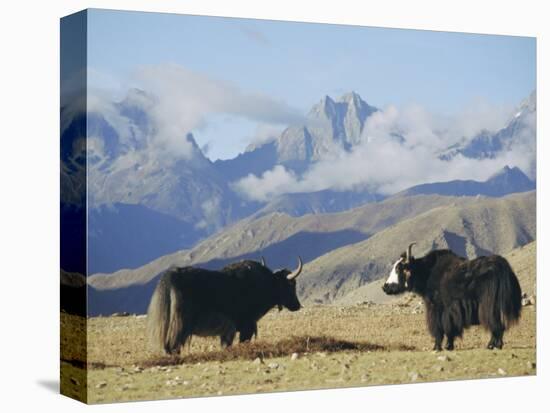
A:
[{"left": 61, "top": 298, "right": 536, "bottom": 404}]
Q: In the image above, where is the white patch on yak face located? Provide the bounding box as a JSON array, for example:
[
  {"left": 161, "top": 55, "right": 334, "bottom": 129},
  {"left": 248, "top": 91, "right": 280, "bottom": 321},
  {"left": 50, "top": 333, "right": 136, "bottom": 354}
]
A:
[{"left": 385, "top": 258, "right": 403, "bottom": 286}]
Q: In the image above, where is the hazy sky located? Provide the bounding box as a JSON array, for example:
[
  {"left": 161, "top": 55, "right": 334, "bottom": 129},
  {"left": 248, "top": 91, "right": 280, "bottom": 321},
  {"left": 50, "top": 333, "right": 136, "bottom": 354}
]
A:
[{"left": 87, "top": 9, "right": 536, "bottom": 160}]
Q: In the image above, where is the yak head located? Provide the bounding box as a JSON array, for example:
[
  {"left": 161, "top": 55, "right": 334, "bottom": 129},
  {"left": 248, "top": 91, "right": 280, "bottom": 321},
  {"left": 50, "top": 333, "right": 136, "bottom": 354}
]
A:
[
  {"left": 269, "top": 257, "right": 303, "bottom": 312},
  {"left": 382, "top": 242, "right": 416, "bottom": 295}
]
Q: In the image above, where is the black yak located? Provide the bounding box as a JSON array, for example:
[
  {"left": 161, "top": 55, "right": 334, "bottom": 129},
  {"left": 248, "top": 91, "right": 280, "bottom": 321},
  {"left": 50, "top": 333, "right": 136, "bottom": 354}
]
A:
[
  {"left": 147, "top": 258, "right": 303, "bottom": 355},
  {"left": 382, "top": 243, "right": 522, "bottom": 351}
]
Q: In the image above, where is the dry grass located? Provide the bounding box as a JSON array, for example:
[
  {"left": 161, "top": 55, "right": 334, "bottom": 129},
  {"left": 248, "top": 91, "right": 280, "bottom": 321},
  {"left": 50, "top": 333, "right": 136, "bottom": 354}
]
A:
[
  {"left": 141, "top": 336, "right": 395, "bottom": 367},
  {"left": 68, "top": 301, "right": 537, "bottom": 404},
  {"left": 60, "top": 312, "right": 87, "bottom": 402}
]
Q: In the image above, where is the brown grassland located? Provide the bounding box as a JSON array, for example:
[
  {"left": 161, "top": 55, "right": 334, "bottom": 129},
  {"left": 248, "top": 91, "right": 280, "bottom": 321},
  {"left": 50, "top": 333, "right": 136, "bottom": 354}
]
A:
[{"left": 61, "top": 300, "right": 536, "bottom": 404}]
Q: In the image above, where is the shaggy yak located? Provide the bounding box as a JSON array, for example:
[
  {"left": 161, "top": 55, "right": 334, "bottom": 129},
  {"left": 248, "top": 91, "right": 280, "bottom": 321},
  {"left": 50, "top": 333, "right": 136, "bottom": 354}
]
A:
[
  {"left": 383, "top": 243, "right": 522, "bottom": 351},
  {"left": 147, "top": 257, "right": 303, "bottom": 354}
]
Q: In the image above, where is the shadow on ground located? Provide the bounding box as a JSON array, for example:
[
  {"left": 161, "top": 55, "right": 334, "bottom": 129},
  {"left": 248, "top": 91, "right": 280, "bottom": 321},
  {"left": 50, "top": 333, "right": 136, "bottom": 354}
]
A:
[{"left": 138, "top": 335, "right": 416, "bottom": 367}]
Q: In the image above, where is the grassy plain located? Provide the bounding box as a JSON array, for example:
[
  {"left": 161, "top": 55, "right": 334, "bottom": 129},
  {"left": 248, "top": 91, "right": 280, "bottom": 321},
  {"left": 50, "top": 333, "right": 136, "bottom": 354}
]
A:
[{"left": 61, "top": 299, "right": 536, "bottom": 404}]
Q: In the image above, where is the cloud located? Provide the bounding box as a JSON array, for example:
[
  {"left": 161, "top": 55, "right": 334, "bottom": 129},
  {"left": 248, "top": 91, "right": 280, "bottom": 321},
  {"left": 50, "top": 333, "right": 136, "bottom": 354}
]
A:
[
  {"left": 245, "top": 123, "right": 284, "bottom": 150},
  {"left": 132, "top": 64, "right": 304, "bottom": 158},
  {"left": 232, "top": 165, "right": 298, "bottom": 202},
  {"left": 450, "top": 98, "right": 514, "bottom": 139},
  {"left": 233, "top": 102, "right": 535, "bottom": 201},
  {"left": 67, "top": 64, "right": 304, "bottom": 164}
]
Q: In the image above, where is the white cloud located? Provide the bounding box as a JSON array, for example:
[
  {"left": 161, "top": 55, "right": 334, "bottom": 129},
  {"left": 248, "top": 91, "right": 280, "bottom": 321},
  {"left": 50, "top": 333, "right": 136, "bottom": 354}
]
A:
[
  {"left": 232, "top": 165, "right": 298, "bottom": 202},
  {"left": 64, "top": 64, "right": 304, "bottom": 163},
  {"left": 132, "top": 64, "right": 303, "bottom": 158},
  {"left": 450, "top": 98, "right": 514, "bottom": 139},
  {"left": 245, "top": 123, "right": 284, "bottom": 150},
  {"left": 233, "top": 102, "right": 534, "bottom": 201}
]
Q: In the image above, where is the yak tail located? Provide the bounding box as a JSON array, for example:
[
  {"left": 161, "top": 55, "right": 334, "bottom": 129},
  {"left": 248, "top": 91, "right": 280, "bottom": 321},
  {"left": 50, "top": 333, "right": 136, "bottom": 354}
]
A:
[
  {"left": 498, "top": 266, "right": 522, "bottom": 328},
  {"left": 479, "top": 258, "right": 522, "bottom": 330},
  {"left": 147, "top": 272, "right": 186, "bottom": 354}
]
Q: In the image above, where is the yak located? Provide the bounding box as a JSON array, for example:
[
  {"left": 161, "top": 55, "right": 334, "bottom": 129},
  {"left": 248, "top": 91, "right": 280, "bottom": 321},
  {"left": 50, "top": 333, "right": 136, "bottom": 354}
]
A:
[
  {"left": 382, "top": 243, "right": 522, "bottom": 351},
  {"left": 147, "top": 257, "right": 303, "bottom": 355}
]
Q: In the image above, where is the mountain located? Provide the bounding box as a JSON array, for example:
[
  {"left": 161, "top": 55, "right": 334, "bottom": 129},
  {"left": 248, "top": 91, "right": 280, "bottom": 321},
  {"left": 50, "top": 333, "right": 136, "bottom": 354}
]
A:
[
  {"left": 61, "top": 90, "right": 263, "bottom": 275},
  {"left": 217, "top": 92, "right": 378, "bottom": 178},
  {"left": 213, "top": 141, "right": 278, "bottom": 182},
  {"left": 63, "top": 89, "right": 259, "bottom": 231},
  {"left": 87, "top": 128, "right": 246, "bottom": 230},
  {"left": 281, "top": 92, "right": 378, "bottom": 163},
  {"left": 440, "top": 91, "right": 536, "bottom": 177},
  {"left": 297, "top": 191, "right": 535, "bottom": 304},
  {"left": 61, "top": 90, "right": 382, "bottom": 277},
  {"left": 394, "top": 166, "right": 535, "bottom": 198}
]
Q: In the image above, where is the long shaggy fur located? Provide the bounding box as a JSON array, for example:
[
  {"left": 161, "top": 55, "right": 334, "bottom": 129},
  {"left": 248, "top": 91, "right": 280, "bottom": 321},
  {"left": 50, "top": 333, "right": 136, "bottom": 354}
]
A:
[
  {"left": 386, "top": 249, "right": 522, "bottom": 350},
  {"left": 147, "top": 261, "right": 302, "bottom": 355},
  {"left": 147, "top": 273, "right": 190, "bottom": 354},
  {"left": 427, "top": 252, "right": 521, "bottom": 350},
  {"left": 476, "top": 257, "right": 522, "bottom": 331}
]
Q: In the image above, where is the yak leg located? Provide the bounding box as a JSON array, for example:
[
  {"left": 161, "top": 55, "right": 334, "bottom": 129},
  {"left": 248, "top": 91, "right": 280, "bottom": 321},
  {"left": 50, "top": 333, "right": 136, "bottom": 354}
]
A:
[
  {"left": 174, "top": 330, "right": 192, "bottom": 355},
  {"left": 165, "top": 329, "right": 189, "bottom": 355},
  {"left": 220, "top": 325, "right": 237, "bottom": 348},
  {"left": 487, "top": 328, "right": 504, "bottom": 350},
  {"left": 445, "top": 334, "right": 456, "bottom": 351},
  {"left": 487, "top": 311, "right": 505, "bottom": 350},
  {"left": 442, "top": 303, "right": 464, "bottom": 351},
  {"left": 443, "top": 318, "right": 462, "bottom": 351},
  {"left": 239, "top": 322, "right": 257, "bottom": 343},
  {"left": 426, "top": 304, "right": 444, "bottom": 352},
  {"left": 433, "top": 332, "right": 444, "bottom": 352}
]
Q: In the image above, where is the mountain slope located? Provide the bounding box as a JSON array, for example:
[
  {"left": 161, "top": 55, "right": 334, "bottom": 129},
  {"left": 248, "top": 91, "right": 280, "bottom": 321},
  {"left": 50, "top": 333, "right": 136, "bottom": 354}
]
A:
[
  {"left": 88, "top": 203, "right": 206, "bottom": 274},
  {"left": 88, "top": 194, "right": 476, "bottom": 291},
  {"left": 395, "top": 166, "right": 535, "bottom": 198},
  {"left": 253, "top": 188, "right": 384, "bottom": 218},
  {"left": 64, "top": 89, "right": 257, "bottom": 232},
  {"left": 297, "top": 191, "right": 535, "bottom": 304}
]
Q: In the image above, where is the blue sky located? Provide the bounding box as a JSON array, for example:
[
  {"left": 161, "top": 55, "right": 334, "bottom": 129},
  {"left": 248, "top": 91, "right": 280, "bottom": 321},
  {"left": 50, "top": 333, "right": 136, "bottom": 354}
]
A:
[{"left": 87, "top": 9, "right": 536, "bottom": 160}]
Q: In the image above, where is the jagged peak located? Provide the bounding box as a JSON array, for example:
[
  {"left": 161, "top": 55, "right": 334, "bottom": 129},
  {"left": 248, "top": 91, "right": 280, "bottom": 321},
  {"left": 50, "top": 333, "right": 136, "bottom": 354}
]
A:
[
  {"left": 337, "top": 91, "right": 363, "bottom": 104},
  {"left": 323, "top": 94, "right": 335, "bottom": 104},
  {"left": 309, "top": 91, "right": 375, "bottom": 118}
]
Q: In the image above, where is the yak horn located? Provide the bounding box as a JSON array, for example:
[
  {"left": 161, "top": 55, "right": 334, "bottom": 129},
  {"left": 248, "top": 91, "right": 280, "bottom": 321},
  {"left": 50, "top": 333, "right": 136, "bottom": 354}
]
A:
[
  {"left": 261, "top": 256, "right": 267, "bottom": 267},
  {"left": 406, "top": 242, "right": 417, "bottom": 263},
  {"left": 287, "top": 256, "right": 303, "bottom": 280}
]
